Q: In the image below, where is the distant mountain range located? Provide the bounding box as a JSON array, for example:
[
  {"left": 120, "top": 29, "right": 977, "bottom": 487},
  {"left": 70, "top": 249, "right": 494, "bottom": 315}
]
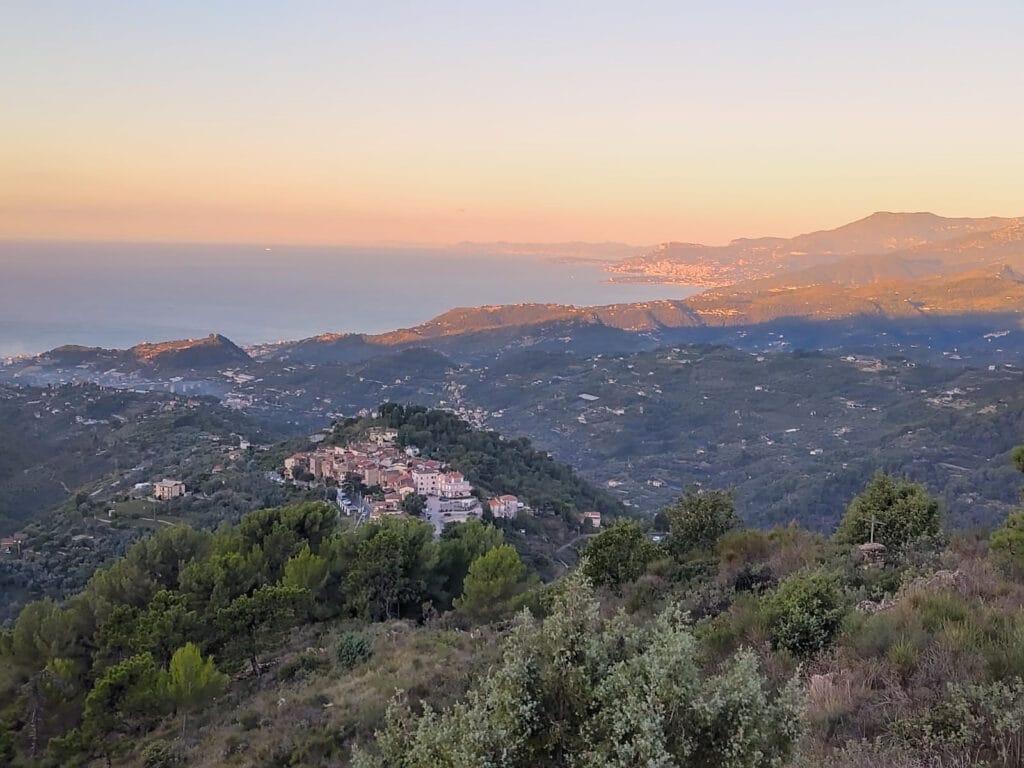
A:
[
  {"left": 607, "top": 212, "right": 1023, "bottom": 287},
  {"left": 18, "top": 269, "right": 1024, "bottom": 373},
  {"left": 12, "top": 212, "right": 1024, "bottom": 372},
  {"left": 250, "top": 263, "right": 1024, "bottom": 364}
]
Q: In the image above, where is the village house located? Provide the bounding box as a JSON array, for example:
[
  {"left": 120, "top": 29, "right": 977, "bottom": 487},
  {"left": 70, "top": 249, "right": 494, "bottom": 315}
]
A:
[
  {"left": 488, "top": 494, "right": 519, "bottom": 519},
  {"left": 412, "top": 469, "right": 440, "bottom": 496},
  {"left": 0, "top": 532, "right": 26, "bottom": 555},
  {"left": 283, "top": 453, "right": 307, "bottom": 480},
  {"left": 153, "top": 479, "right": 186, "bottom": 501},
  {"left": 581, "top": 510, "right": 602, "bottom": 529}
]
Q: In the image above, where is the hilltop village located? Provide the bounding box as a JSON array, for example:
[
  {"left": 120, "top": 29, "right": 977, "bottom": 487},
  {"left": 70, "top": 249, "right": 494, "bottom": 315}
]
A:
[{"left": 282, "top": 426, "right": 551, "bottom": 534}]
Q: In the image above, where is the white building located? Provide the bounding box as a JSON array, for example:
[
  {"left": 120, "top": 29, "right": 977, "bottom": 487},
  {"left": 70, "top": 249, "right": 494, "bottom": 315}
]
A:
[{"left": 438, "top": 471, "right": 472, "bottom": 498}]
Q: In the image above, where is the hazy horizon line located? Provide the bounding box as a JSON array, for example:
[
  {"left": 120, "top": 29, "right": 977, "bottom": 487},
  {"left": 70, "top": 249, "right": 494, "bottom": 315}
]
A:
[{"left": 5, "top": 208, "right": 1022, "bottom": 253}]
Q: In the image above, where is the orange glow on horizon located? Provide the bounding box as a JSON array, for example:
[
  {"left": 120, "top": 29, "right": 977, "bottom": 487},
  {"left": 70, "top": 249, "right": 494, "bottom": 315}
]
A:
[{"left": 3, "top": 4, "right": 1022, "bottom": 247}]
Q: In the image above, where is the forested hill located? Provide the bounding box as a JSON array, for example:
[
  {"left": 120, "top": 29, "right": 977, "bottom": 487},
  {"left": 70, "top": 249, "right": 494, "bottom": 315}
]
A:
[
  {"left": 330, "top": 403, "right": 626, "bottom": 519},
  {"left": 39, "top": 334, "right": 251, "bottom": 373}
]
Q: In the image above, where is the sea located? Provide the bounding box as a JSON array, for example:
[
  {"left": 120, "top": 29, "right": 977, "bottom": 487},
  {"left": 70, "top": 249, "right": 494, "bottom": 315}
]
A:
[{"left": 0, "top": 241, "right": 695, "bottom": 358}]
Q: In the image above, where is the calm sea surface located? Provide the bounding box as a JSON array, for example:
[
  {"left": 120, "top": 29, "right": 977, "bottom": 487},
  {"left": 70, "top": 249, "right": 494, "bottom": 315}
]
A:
[{"left": 0, "top": 241, "right": 694, "bottom": 357}]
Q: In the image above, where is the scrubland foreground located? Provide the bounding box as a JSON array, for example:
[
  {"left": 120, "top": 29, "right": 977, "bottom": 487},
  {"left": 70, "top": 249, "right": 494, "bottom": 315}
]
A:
[{"left": 5, "top": 450, "right": 1024, "bottom": 767}]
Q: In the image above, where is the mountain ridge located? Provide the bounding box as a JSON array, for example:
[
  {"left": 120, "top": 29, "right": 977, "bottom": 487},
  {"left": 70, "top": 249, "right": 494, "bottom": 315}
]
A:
[
  {"left": 41, "top": 333, "right": 250, "bottom": 371},
  {"left": 608, "top": 212, "right": 1022, "bottom": 287},
  {"left": 17, "top": 213, "right": 1024, "bottom": 368}
]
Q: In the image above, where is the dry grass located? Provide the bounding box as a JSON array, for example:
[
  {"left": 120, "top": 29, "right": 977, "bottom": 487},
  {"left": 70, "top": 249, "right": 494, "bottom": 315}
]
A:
[{"left": 118, "top": 619, "right": 505, "bottom": 768}]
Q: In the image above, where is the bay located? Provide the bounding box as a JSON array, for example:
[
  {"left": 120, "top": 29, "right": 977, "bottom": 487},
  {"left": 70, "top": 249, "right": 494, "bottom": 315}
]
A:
[{"left": 0, "top": 241, "right": 693, "bottom": 357}]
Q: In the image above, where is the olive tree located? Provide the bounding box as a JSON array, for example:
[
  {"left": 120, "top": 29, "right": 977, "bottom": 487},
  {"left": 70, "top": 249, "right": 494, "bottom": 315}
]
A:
[{"left": 353, "top": 572, "right": 802, "bottom": 768}]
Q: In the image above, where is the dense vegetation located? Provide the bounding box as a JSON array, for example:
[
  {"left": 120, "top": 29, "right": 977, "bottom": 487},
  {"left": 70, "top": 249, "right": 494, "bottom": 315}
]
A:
[
  {"left": 463, "top": 345, "right": 1024, "bottom": 528},
  {"left": 2, "top": 448, "right": 1024, "bottom": 766},
  {"left": 0, "top": 503, "right": 536, "bottom": 765},
  {"left": 0, "top": 383, "right": 299, "bottom": 625}
]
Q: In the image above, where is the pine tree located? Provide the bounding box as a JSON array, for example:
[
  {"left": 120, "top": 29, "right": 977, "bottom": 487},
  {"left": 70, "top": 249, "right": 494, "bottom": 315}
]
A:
[{"left": 166, "top": 643, "right": 228, "bottom": 739}]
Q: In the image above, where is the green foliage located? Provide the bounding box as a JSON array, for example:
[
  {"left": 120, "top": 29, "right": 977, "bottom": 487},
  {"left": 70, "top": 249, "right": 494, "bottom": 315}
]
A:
[
  {"left": 336, "top": 631, "right": 373, "bottom": 670},
  {"left": 373, "top": 403, "right": 626, "bottom": 517},
  {"left": 166, "top": 642, "right": 227, "bottom": 737},
  {"left": 990, "top": 510, "right": 1024, "bottom": 577},
  {"left": 400, "top": 493, "right": 427, "bottom": 516},
  {"left": 763, "top": 569, "right": 846, "bottom": 658},
  {"left": 1, "top": 492, "right": 518, "bottom": 762},
  {"left": 435, "top": 520, "right": 504, "bottom": 601},
  {"left": 11, "top": 598, "right": 76, "bottom": 667},
  {"left": 132, "top": 590, "right": 200, "bottom": 666},
  {"left": 282, "top": 543, "right": 329, "bottom": 602},
  {"left": 354, "top": 573, "right": 801, "bottom": 768},
  {"left": 454, "top": 544, "right": 534, "bottom": 621},
  {"left": 233, "top": 501, "right": 337, "bottom": 581},
  {"left": 83, "top": 653, "right": 167, "bottom": 761},
  {"left": 215, "top": 584, "right": 309, "bottom": 676},
  {"left": 141, "top": 739, "right": 182, "bottom": 768},
  {"left": 836, "top": 471, "right": 943, "bottom": 550},
  {"left": 886, "top": 637, "right": 920, "bottom": 679},
  {"left": 896, "top": 678, "right": 1024, "bottom": 766},
  {"left": 345, "top": 517, "right": 439, "bottom": 622},
  {"left": 1012, "top": 445, "right": 1024, "bottom": 475},
  {"left": 664, "top": 487, "right": 739, "bottom": 558},
  {"left": 581, "top": 521, "right": 658, "bottom": 587}
]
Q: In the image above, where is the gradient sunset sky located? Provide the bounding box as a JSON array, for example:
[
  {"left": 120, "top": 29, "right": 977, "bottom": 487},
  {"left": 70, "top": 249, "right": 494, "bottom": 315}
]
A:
[{"left": 3, "top": 1, "right": 1022, "bottom": 246}]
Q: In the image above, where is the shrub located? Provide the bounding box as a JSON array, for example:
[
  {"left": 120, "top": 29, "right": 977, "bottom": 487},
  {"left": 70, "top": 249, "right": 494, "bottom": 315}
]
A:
[
  {"left": 280, "top": 651, "right": 331, "bottom": 681},
  {"left": 763, "top": 569, "right": 847, "bottom": 658},
  {"left": 907, "top": 591, "right": 971, "bottom": 633},
  {"left": 664, "top": 487, "right": 739, "bottom": 558},
  {"left": 731, "top": 562, "right": 775, "bottom": 593},
  {"left": 142, "top": 740, "right": 181, "bottom": 768},
  {"left": 697, "top": 593, "right": 766, "bottom": 661},
  {"left": 990, "top": 510, "right": 1024, "bottom": 578},
  {"left": 835, "top": 472, "right": 943, "bottom": 551},
  {"left": 840, "top": 610, "right": 929, "bottom": 665},
  {"left": 718, "top": 529, "right": 770, "bottom": 567},
  {"left": 353, "top": 573, "right": 802, "bottom": 768},
  {"left": 886, "top": 638, "right": 919, "bottom": 679},
  {"left": 336, "top": 630, "right": 373, "bottom": 670},
  {"left": 896, "top": 678, "right": 1024, "bottom": 766},
  {"left": 239, "top": 710, "right": 261, "bottom": 731},
  {"left": 581, "top": 521, "right": 658, "bottom": 588}
]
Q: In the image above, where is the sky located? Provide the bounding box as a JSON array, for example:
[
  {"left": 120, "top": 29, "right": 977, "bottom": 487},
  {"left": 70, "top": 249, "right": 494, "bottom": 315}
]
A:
[{"left": 2, "top": 1, "right": 1023, "bottom": 246}]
